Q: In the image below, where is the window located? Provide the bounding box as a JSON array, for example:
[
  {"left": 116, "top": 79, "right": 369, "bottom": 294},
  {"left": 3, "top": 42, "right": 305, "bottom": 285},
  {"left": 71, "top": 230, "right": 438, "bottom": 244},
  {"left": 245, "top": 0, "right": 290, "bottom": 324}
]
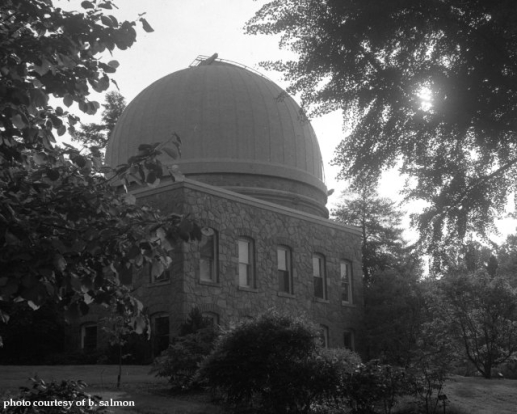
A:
[
  {"left": 319, "top": 325, "right": 329, "bottom": 348},
  {"left": 343, "top": 330, "right": 355, "bottom": 351},
  {"left": 313, "top": 254, "right": 327, "bottom": 299},
  {"left": 152, "top": 315, "right": 170, "bottom": 357},
  {"left": 202, "top": 312, "right": 220, "bottom": 326},
  {"left": 238, "top": 238, "right": 254, "bottom": 287},
  {"left": 150, "top": 260, "right": 171, "bottom": 283},
  {"left": 277, "top": 246, "right": 292, "bottom": 294},
  {"left": 81, "top": 323, "right": 97, "bottom": 351},
  {"left": 199, "top": 228, "right": 218, "bottom": 282},
  {"left": 341, "top": 260, "right": 353, "bottom": 304}
]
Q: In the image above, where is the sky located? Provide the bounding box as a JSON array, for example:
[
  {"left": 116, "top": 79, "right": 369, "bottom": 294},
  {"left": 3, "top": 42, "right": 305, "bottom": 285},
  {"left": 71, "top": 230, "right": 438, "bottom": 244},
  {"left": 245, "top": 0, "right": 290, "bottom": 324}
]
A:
[
  {"left": 62, "top": 0, "right": 397, "bottom": 205},
  {"left": 61, "top": 0, "right": 515, "bottom": 243}
]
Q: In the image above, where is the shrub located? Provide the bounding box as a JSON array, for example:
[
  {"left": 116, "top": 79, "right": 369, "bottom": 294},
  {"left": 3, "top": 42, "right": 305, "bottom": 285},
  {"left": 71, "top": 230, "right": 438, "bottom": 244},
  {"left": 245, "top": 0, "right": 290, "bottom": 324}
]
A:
[
  {"left": 2, "top": 377, "right": 106, "bottom": 414},
  {"left": 196, "top": 311, "right": 360, "bottom": 413},
  {"left": 342, "top": 360, "right": 410, "bottom": 414},
  {"left": 151, "top": 307, "right": 218, "bottom": 392}
]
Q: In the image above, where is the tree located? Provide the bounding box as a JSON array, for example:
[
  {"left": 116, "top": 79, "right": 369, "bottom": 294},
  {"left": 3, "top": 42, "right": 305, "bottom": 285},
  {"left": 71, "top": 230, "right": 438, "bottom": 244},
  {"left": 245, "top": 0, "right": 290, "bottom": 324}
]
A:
[
  {"left": 0, "top": 0, "right": 199, "bottom": 341},
  {"left": 246, "top": 0, "right": 517, "bottom": 250},
  {"left": 332, "top": 187, "right": 406, "bottom": 284},
  {"left": 333, "top": 187, "right": 424, "bottom": 364},
  {"left": 74, "top": 91, "right": 126, "bottom": 148},
  {"left": 438, "top": 267, "right": 517, "bottom": 378}
]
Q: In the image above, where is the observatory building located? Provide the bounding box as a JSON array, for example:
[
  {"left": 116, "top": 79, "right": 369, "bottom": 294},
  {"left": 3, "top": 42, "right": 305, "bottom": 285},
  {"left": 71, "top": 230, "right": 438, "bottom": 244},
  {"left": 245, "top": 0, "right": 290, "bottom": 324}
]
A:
[{"left": 77, "top": 55, "right": 364, "bottom": 357}]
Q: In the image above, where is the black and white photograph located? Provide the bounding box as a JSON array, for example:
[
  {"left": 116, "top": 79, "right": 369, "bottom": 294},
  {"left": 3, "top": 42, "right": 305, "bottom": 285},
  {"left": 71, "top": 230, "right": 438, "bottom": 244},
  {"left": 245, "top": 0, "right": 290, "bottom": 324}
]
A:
[{"left": 1, "top": 1, "right": 516, "bottom": 413}]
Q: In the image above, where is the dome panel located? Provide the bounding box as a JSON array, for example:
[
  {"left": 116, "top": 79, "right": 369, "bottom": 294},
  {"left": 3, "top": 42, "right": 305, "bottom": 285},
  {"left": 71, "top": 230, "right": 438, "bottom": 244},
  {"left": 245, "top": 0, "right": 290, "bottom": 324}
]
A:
[{"left": 106, "top": 59, "right": 328, "bottom": 217}]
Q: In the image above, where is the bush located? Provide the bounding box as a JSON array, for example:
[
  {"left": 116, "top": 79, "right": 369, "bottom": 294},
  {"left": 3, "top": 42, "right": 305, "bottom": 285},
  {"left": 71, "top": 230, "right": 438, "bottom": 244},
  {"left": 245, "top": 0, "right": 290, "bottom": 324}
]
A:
[
  {"left": 2, "top": 377, "right": 106, "bottom": 414},
  {"left": 151, "top": 308, "right": 218, "bottom": 392},
  {"left": 342, "top": 360, "right": 411, "bottom": 414},
  {"left": 196, "top": 311, "right": 361, "bottom": 414}
]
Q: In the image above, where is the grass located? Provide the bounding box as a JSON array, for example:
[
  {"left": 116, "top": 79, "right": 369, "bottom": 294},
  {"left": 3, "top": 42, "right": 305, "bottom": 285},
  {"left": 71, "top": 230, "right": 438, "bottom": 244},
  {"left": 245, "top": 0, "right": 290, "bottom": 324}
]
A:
[
  {"left": 442, "top": 375, "right": 517, "bottom": 414},
  {"left": 1, "top": 366, "right": 516, "bottom": 414},
  {"left": 0, "top": 365, "right": 221, "bottom": 414}
]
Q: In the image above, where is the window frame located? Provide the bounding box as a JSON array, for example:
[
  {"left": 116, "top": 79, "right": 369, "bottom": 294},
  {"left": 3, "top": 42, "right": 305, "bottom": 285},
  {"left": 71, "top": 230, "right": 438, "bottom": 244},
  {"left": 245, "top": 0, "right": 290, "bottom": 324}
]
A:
[
  {"left": 149, "top": 260, "right": 171, "bottom": 284},
  {"left": 312, "top": 253, "right": 327, "bottom": 299},
  {"left": 81, "top": 323, "right": 97, "bottom": 351},
  {"left": 319, "top": 325, "right": 329, "bottom": 348},
  {"left": 201, "top": 311, "right": 220, "bottom": 326},
  {"left": 277, "top": 245, "right": 293, "bottom": 294},
  {"left": 343, "top": 330, "right": 355, "bottom": 351},
  {"left": 199, "top": 228, "right": 218, "bottom": 282},
  {"left": 340, "top": 260, "right": 353, "bottom": 304},
  {"left": 152, "top": 314, "right": 170, "bottom": 357},
  {"left": 238, "top": 237, "right": 255, "bottom": 288}
]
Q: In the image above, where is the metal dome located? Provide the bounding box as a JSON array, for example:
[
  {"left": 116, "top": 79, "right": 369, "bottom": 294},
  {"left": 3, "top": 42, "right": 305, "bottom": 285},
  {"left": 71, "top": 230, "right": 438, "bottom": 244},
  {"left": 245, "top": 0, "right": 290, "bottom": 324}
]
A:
[{"left": 106, "top": 56, "right": 328, "bottom": 217}]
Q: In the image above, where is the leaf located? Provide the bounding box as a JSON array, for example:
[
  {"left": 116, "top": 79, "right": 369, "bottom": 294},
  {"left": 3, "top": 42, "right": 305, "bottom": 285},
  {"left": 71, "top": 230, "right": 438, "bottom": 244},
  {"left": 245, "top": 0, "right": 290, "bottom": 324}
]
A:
[
  {"left": 151, "top": 261, "right": 164, "bottom": 279},
  {"left": 46, "top": 168, "right": 60, "bottom": 181},
  {"left": 54, "top": 254, "right": 67, "bottom": 272},
  {"left": 162, "top": 146, "right": 178, "bottom": 160},
  {"left": 11, "top": 114, "right": 26, "bottom": 129},
  {"left": 98, "top": 2, "right": 113, "bottom": 9},
  {"left": 0, "top": 309, "right": 9, "bottom": 324},
  {"left": 101, "top": 15, "right": 113, "bottom": 27},
  {"left": 146, "top": 171, "right": 157, "bottom": 184},
  {"left": 123, "top": 193, "right": 136, "bottom": 205},
  {"left": 57, "top": 124, "right": 67, "bottom": 136},
  {"left": 29, "top": 88, "right": 49, "bottom": 107},
  {"left": 63, "top": 94, "right": 73, "bottom": 107},
  {"left": 74, "top": 155, "right": 87, "bottom": 168},
  {"left": 33, "top": 152, "right": 47, "bottom": 165},
  {"left": 108, "top": 60, "right": 120, "bottom": 69},
  {"left": 140, "top": 18, "right": 154, "bottom": 33},
  {"left": 134, "top": 315, "right": 147, "bottom": 334},
  {"left": 5, "top": 231, "right": 21, "bottom": 245},
  {"left": 81, "top": 1, "right": 95, "bottom": 9}
]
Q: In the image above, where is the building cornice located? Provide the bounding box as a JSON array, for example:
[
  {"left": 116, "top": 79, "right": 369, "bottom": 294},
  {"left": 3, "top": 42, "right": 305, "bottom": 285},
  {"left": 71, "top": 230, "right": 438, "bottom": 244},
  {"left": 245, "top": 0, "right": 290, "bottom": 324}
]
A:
[{"left": 132, "top": 178, "right": 362, "bottom": 236}]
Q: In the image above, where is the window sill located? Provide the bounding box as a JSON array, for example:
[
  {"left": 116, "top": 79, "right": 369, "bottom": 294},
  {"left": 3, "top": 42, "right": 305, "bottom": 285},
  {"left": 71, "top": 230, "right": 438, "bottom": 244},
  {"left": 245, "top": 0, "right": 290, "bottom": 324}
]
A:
[
  {"left": 277, "top": 291, "right": 295, "bottom": 299},
  {"left": 313, "top": 297, "right": 329, "bottom": 304},
  {"left": 238, "top": 286, "right": 258, "bottom": 293},
  {"left": 341, "top": 301, "right": 356, "bottom": 307},
  {"left": 144, "top": 280, "right": 171, "bottom": 288},
  {"left": 198, "top": 280, "right": 220, "bottom": 287}
]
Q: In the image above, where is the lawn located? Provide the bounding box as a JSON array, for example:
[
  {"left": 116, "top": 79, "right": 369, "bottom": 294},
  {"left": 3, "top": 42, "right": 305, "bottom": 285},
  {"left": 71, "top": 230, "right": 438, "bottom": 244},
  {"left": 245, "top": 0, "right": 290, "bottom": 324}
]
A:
[
  {"left": 1, "top": 366, "right": 516, "bottom": 414},
  {"left": 0, "top": 365, "right": 221, "bottom": 414}
]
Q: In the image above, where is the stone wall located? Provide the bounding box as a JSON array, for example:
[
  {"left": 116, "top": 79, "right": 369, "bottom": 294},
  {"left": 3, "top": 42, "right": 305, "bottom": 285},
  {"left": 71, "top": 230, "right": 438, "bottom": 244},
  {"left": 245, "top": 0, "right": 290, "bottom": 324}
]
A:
[{"left": 135, "top": 179, "right": 364, "bottom": 350}]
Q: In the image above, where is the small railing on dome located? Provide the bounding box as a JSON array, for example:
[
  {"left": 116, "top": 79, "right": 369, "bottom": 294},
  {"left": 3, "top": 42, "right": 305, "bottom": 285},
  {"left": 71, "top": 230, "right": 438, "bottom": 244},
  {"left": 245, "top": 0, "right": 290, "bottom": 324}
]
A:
[{"left": 189, "top": 55, "right": 274, "bottom": 82}]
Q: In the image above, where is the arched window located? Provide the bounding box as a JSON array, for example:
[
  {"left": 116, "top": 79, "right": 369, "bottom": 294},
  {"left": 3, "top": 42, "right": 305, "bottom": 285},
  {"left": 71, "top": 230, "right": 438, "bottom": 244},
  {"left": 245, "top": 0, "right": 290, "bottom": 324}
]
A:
[
  {"left": 238, "top": 237, "right": 255, "bottom": 288},
  {"left": 340, "top": 260, "right": 353, "bottom": 304},
  {"left": 277, "top": 245, "right": 293, "bottom": 294},
  {"left": 313, "top": 253, "right": 327, "bottom": 299},
  {"left": 199, "top": 228, "right": 218, "bottom": 282}
]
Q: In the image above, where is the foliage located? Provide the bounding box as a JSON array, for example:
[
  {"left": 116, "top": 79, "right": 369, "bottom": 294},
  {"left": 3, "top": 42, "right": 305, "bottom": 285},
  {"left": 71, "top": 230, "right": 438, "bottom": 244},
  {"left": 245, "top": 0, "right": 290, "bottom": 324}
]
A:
[
  {"left": 332, "top": 187, "right": 419, "bottom": 285},
  {"left": 333, "top": 187, "right": 424, "bottom": 365},
  {"left": 196, "top": 311, "right": 347, "bottom": 414},
  {"left": 364, "top": 269, "right": 424, "bottom": 366},
  {"left": 342, "top": 361, "right": 410, "bottom": 414},
  {"left": 2, "top": 377, "right": 106, "bottom": 414},
  {"left": 152, "top": 308, "right": 219, "bottom": 392},
  {"left": 437, "top": 269, "right": 517, "bottom": 379},
  {"left": 246, "top": 0, "right": 517, "bottom": 250},
  {"left": 0, "top": 301, "right": 65, "bottom": 364},
  {"left": 0, "top": 0, "right": 200, "bottom": 338},
  {"left": 74, "top": 91, "right": 126, "bottom": 148},
  {"left": 408, "top": 281, "right": 460, "bottom": 414}
]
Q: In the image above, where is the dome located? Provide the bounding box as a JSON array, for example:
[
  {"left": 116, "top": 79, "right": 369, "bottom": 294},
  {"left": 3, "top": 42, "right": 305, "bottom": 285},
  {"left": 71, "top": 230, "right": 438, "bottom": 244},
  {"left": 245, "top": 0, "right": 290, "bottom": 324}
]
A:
[{"left": 106, "top": 56, "right": 328, "bottom": 217}]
